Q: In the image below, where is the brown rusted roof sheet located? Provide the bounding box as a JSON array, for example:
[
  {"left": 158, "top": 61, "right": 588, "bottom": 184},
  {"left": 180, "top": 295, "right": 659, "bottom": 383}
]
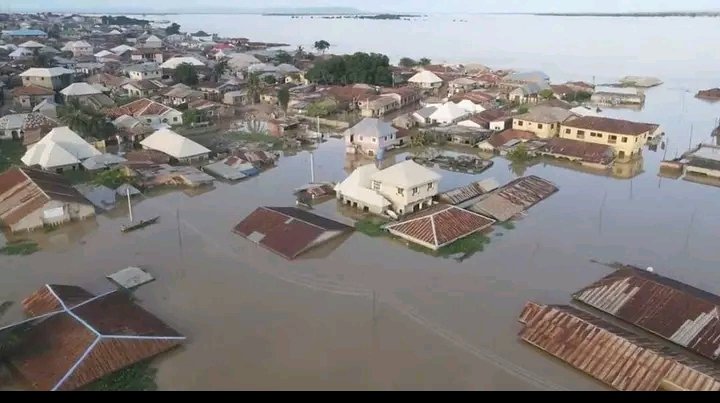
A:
[
  {"left": 573, "top": 266, "right": 720, "bottom": 361},
  {"left": 539, "top": 137, "right": 615, "bottom": 165},
  {"left": 12, "top": 85, "right": 54, "bottom": 96},
  {"left": 438, "top": 181, "right": 491, "bottom": 205},
  {"left": 562, "top": 116, "right": 658, "bottom": 136},
  {"left": 486, "top": 129, "right": 536, "bottom": 148},
  {"left": 5, "top": 284, "right": 185, "bottom": 391},
  {"left": 385, "top": 204, "right": 494, "bottom": 249},
  {"left": 233, "top": 207, "right": 353, "bottom": 260},
  {"left": 469, "top": 175, "right": 557, "bottom": 221},
  {"left": 519, "top": 302, "right": 720, "bottom": 391}
]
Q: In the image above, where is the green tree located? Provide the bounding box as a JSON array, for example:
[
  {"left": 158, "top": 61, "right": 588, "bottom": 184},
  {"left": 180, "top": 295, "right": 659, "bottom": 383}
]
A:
[
  {"left": 517, "top": 105, "right": 529, "bottom": 114},
  {"left": 419, "top": 57, "right": 431, "bottom": 66},
  {"left": 273, "top": 50, "right": 293, "bottom": 65},
  {"left": 313, "top": 40, "right": 330, "bottom": 54},
  {"left": 305, "top": 52, "right": 393, "bottom": 86},
  {"left": 263, "top": 75, "right": 277, "bottom": 85},
  {"left": 182, "top": 108, "right": 208, "bottom": 125},
  {"left": 31, "top": 53, "right": 53, "bottom": 68},
  {"left": 539, "top": 89, "right": 554, "bottom": 100},
  {"left": 165, "top": 23, "right": 181, "bottom": 35},
  {"left": 246, "top": 72, "right": 262, "bottom": 104},
  {"left": 277, "top": 86, "right": 290, "bottom": 114},
  {"left": 506, "top": 143, "right": 533, "bottom": 163},
  {"left": 212, "top": 59, "right": 228, "bottom": 81},
  {"left": 47, "top": 23, "right": 61, "bottom": 39},
  {"left": 399, "top": 57, "right": 417, "bottom": 68},
  {"left": 306, "top": 99, "right": 338, "bottom": 117},
  {"left": 58, "top": 100, "right": 116, "bottom": 139},
  {"left": 192, "top": 30, "right": 209, "bottom": 36},
  {"left": 173, "top": 63, "right": 198, "bottom": 85},
  {"left": 294, "top": 45, "right": 305, "bottom": 60}
]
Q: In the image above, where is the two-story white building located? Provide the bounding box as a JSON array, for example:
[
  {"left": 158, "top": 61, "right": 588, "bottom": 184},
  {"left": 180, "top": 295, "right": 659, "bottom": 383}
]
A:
[
  {"left": 335, "top": 160, "right": 441, "bottom": 216},
  {"left": 125, "top": 63, "right": 161, "bottom": 81},
  {"left": 344, "top": 118, "right": 399, "bottom": 157}
]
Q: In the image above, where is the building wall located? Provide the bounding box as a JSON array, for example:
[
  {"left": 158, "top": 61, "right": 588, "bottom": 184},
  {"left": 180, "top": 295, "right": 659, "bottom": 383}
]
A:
[
  {"left": 129, "top": 70, "right": 161, "bottom": 81},
  {"left": 559, "top": 125, "right": 649, "bottom": 157},
  {"left": 22, "top": 74, "right": 71, "bottom": 91},
  {"left": 137, "top": 111, "right": 183, "bottom": 126},
  {"left": 346, "top": 132, "right": 397, "bottom": 156},
  {"left": 336, "top": 194, "right": 387, "bottom": 215},
  {"left": 9, "top": 200, "right": 95, "bottom": 233},
  {"left": 685, "top": 165, "right": 720, "bottom": 178},
  {"left": 15, "top": 94, "right": 52, "bottom": 109},
  {"left": 591, "top": 93, "right": 644, "bottom": 105},
  {"left": 376, "top": 179, "right": 438, "bottom": 215},
  {"left": 512, "top": 118, "right": 559, "bottom": 138},
  {"left": 490, "top": 120, "right": 508, "bottom": 131}
]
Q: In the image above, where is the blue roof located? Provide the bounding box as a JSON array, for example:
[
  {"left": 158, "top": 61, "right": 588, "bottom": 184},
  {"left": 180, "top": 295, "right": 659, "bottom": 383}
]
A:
[{"left": 2, "top": 29, "right": 48, "bottom": 37}]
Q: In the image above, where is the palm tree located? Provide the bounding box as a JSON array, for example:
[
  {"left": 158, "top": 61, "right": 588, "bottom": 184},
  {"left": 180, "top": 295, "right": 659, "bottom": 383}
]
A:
[
  {"left": 294, "top": 45, "right": 305, "bottom": 60},
  {"left": 246, "top": 72, "right": 262, "bottom": 104},
  {"left": 313, "top": 40, "right": 330, "bottom": 54},
  {"left": 58, "top": 100, "right": 110, "bottom": 138}
]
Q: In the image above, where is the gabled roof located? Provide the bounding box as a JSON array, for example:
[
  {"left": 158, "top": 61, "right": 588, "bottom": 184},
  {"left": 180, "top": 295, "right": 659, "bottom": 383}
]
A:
[
  {"left": 371, "top": 160, "right": 441, "bottom": 188},
  {"left": 561, "top": 116, "right": 658, "bottom": 136},
  {"left": 429, "top": 102, "right": 469, "bottom": 122},
  {"left": 160, "top": 56, "right": 205, "bottom": 69},
  {"left": 515, "top": 105, "right": 575, "bottom": 124},
  {"left": 233, "top": 207, "right": 353, "bottom": 260},
  {"left": 60, "top": 82, "right": 102, "bottom": 97},
  {"left": 344, "top": 117, "right": 397, "bottom": 139},
  {"left": 140, "top": 129, "right": 210, "bottom": 159},
  {"left": 408, "top": 70, "right": 443, "bottom": 84},
  {"left": 9, "top": 48, "right": 34, "bottom": 58},
  {"left": 110, "top": 44, "right": 136, "bottom": 54},
  {"left": 384, "top": 204, "right": 495, "bottom": 250},
  {"left": 20, "top": 67, "right": 74, "bottom": 78},
  {"left": 573, "top": 265, "right": 720, "bottom": 361},
  {"left": 109, "top": 98, "right": 178, "bottom": 118},
  {"left": 22, "top": 127, "right": 101, "bottom": 168},
  {"left": 18, "top": 40, "right": 45, "bottom": 49},
  {"left": 1, "top": 284, "right": 184, "bottom": 391},
  {"left": 12, "top": 85, "right": 54, "bottom": 97},
  {"left": 0, "top": 168, "right": 91, "bottom": 226}
]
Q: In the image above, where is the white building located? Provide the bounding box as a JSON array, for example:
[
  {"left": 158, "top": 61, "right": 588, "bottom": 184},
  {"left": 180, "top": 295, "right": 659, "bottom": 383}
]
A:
[
  {"left": 140, "top": 128, "right": 211, "bottom": 162},
  {"left": 335, "top": 164, "right": 391, "bottom": 215},
  {"left": 60, "top": 82, "right": 102, "bottom": 98},
  {"left": 369, "top": 160, "right": 441, "bottom": 215},
  {"left": 62, "top": 40, "right": 93, "bottom": 57},
  {"left": 144, "top": 35, "right": 163, "bottom": 48},
  {"left": 125, "top": 63, "right": 161, "bottom": 81},
  {"left": 344, "top": 118, "right": 399, "bottom": 157},
  {"left": 408, "top": 70, "right": 443, "bottom": 89},
  {"left": 160, "top": 56, "right": 206, "bottom": 70},
  {"left": 22, "top": 127, "right": 101, "bottom": 172},
  {"left": 455, "top": 99, "right": 486, "bottom": 114},
  {"left": 428, "top": 102, "right": 470, "bottom": 125}
]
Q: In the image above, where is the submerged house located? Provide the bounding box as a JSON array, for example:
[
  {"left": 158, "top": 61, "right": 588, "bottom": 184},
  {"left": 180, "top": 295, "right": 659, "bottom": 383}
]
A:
[
  {"left": 233, "top": 207, "right": 353, "bottom": 260},
  {"left": 518, "top": 302, "right": 720, "bottom": 391},
  {"left": 469, "top": 175, "right": 558, "bottom": 222},
  {"left": 384, "top": 204, "right": 495, "bottom": 251},
  {"left": 559, "top": 116, "right": 658, "bottom": 159},
  {"left": 438, "top": 179, "right": 500, "bottom": 208},
  {"left": 1, "top": 284, "right": 185, "bottom": 391},
  {"left": 591, "top": 86, "right": 645, "bottom": 106},
  {"left": 139, "top": 129, "right": 211, "bottom": 163},
  {"left": 512, "top": 106, "right": 576, "bottom": 139},
  {"left": 683, "top": 144, "right": 720, "bottom": 178},
  {"left": 0, "top": 168, "right": 95, "bottom": 232},
  {"left": 573, "top": 265, "right": 720, "bottom": 362},
  {"left": 334, "top": 164, "right": 391, "bottom": 215},
  {"left": 343, "top": 118, "right": 399, "bottom": 157},
  {"left": 537, "top": 137, "right": 615, "bottom": 168},
  {"left": 203, "top": 156, "right": 259, "bottom": 181},
  {"left": 21, "top": 127, "right": 101, "bottom": 172}
]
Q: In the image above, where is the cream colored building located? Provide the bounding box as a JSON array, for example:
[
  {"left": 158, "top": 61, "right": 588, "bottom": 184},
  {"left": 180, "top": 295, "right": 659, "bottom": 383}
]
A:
[
  {"left": 512, "top": 106, "right": 576, "bottom": 139},
  {"left": 559, "top": 116, "right": 658, "bottom": 159},
  {"left": 19, "top": 67, "right": 74, "bottom": 91},
  {"left": 370, "top": 160, "right": 441, "bottom": 215}
]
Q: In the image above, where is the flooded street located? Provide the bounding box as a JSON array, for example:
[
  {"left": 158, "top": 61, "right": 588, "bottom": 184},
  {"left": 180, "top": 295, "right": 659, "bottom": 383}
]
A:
[{"left": 3, "top": 14, "right": 720, "bottom": 390}]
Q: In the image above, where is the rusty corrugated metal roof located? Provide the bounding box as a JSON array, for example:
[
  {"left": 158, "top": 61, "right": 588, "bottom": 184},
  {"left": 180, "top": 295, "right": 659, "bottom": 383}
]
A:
[
  {"left": 519, "top": 302, "right": 720, "bottom": 391},
  {"left": 233, "top": 207, "right": 353, "bottom": 260},
  {"left": 573, "top": 266, "right": 720, "bottom": 361}
]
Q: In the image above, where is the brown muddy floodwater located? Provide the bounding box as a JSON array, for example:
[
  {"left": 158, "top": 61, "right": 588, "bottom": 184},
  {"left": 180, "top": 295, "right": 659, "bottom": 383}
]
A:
[{"left": 2, "top": 77, "right": 720, "bottom": 390}]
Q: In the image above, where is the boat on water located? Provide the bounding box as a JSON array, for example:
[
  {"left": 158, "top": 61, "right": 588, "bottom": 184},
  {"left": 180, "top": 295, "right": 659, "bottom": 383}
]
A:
[{"left": 121, "top": 216, "right": 160, "bottom": 233}]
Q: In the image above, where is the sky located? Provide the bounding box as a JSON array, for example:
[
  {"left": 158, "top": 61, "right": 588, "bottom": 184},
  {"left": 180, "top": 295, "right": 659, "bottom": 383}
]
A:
[{"left": 6, "top": 0, "right": 720, "bottom": 13}]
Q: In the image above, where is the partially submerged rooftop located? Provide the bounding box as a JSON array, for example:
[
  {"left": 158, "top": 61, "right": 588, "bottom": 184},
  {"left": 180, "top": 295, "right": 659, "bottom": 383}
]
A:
[{"left": 469, "top": 175, "right": 558, "bottom": 222}]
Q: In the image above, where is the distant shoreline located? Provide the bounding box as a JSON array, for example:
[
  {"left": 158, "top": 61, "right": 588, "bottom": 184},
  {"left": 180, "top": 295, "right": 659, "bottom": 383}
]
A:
[{"left": 530, "top": 11, "right": 720, "bottom": 18}]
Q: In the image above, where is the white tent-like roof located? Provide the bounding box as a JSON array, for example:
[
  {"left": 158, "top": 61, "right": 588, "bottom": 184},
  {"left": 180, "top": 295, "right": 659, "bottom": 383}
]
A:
[
  {"left": 334, "top": 164, "right": 391, "bottom": 209},
  {"left": 160, "top": 57, "right": 205, "bottom": 70},
  {"left": 94, "top": 49, "right": 114, "bottom": 58},
  {"left": 22, "top": 126, "right": 101, "bottom": 169},
  {"left": 110, "top": 44, "right": 136, "bottom": 55},
  {"left": 429, "top": 102, "right": 470, "bottom": 124},
  {"left": 60, "top": 82, "right": 102, "bottom": 97},
  {"left": 371, "top": 160, "right": 441, "bottom": 189},
  {"left": 9, "top": 48, "right": 33, "bottom": 58},
  {"left": 140, "top": 128, "right": 210, "bottom": 159},
  {"left": 408, "top": 70, "right": 443, "bottom": 85}
]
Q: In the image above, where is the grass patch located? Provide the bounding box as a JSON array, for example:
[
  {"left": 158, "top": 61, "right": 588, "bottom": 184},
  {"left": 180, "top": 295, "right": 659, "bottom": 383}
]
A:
[
  {"left": 0, "top": 240, "right": 39, "bottom": 256},
  {"left": 86, "top": 362, "right": 158, "bottom": 391},
  {"left": 355, "top": 218, "right": 388, "bottom": 237},
  {"left": 500, "top": 221, "right": 516, "bottom": 230},
  {"left": 0, "top": 141, "right": 25, "bottom": 172},
  {"left": 407, "top": 232, "right": 491, "bottom": 262},
  {"left": 92, "top": 169, "right": 134, "bottom": 188}
]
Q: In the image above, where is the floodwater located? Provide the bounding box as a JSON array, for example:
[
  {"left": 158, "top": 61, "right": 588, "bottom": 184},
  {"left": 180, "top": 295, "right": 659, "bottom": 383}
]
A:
[{"left": 2, "top": 14, "right": 720, "bottom": 390}]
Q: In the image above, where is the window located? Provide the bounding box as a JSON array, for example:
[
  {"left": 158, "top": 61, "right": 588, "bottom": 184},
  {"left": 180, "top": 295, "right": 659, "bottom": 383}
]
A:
[
  {"left": 596, "top": 133, "right": 603, "bottom": 138},
  {"left": 146, "top": 118, "right": 151, "bottom": 123},
  {"left": 517, "top": 120, "right": 523, "bottom": 126},
  {"left": 537, "top": 123, "right": 543, "bottom": 129},
  {"left": 608, "top": 135, "right": 617, "bottom": 144},
  {"left": 622, "top": 137, "right": 628, "bottom": 143},
  {"left": 372, "top": 181, "right": 381, "bottom": 190},
  {"left": 397, "top": 188, "right": 404, "bottom": 196},
  {"left": 173, "top": 117, "right": 178, "bottom": 122},
  {"left": 427, "top": 183, "right": 433, "bottom": 191},
  {"left": 565, "top": 128, "right": 571, "bottom": 134},
  {"left": 162, "top": 118, "right": 168, "bottom": 123},
  {"left": 412, "top": 187, "right": 419, "bottom": 196},
  {"left": 372, "top": 137, "right": 376, "bottom": 143},
  {"left": 550, "top": 123, "right": 554, "bottom": 129},
  {"left": 577, "top": 130, "right": 585, "bottom": 135},
  {"left": 359, "top": 136, "right": 364, "bottom": 141}
]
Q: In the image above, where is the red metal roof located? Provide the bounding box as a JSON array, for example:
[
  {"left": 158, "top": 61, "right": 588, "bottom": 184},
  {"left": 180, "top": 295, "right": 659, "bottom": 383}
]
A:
[
  {"left": 573, "top": 266, "right": 720, "bottom": 361},
  {"left": 12, "top": 85, "right": 54, "bottom": 96},
  {"left": 5, "top": 284, "right": 185, "bottom": 391},
  {"left": 233, "top": 207, "right": 352, "bottom": 260},
  {"left": 519, "top": 302, "right": 720, "bottom": 391},
  {"left": 562, "top": 116, "right": 658, "bottom": 136},
  {"left": 385, "top": 204, "right": 495, "bottom": 249},
  {"left": 539, "top": 137, "right": 615, "bottom": 165}
]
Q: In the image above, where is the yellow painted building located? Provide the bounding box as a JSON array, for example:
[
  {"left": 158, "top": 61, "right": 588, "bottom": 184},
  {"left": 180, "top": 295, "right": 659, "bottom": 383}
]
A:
[
  {"left": 512, "top": 106, "right": 576, "bottom": 139},
  {"left": 559, "top": 116, "right": 658, "bottom": 159}
]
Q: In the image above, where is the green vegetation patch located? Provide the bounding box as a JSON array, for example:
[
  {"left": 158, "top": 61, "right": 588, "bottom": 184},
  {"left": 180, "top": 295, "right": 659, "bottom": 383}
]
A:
[
  {"left": 406, "top": 232, "right": 492, "bottom": 262},
  {"left": 0, "top": 240, "right": 39, "bottom": 256},
  {"left": 92, "top": 169, "right": 133, "bottom": 188},
  {"left": 500, "top": 221, "right": 516, "bottom": 230},
  {"left": 0, "top": 141, "right": 25, "bottom": 172},
  {"left": 355, "top": 218, "right": 388, "bottom": 237},
  {"left": 86, "top": 362, "right": 158, "bottom": 391}
]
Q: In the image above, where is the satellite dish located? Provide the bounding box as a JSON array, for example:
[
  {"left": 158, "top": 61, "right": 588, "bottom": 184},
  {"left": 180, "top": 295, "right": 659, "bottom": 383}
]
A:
[{"left": 646, "top": 267, "right": 654, "bottom": 273}]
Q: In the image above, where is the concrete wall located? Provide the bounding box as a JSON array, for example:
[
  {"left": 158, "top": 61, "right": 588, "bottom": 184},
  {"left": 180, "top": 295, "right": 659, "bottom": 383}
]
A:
[
  {"left": 22, "top": 74, "right": 71, "bottom": 91},
  {"left": 337, "top": 194, "right": 386, "bottom": 215},
  {"left": 10, "top": 200, "right": 95, "bottom": 233},
  {"left": 685, "top": 165, "right": 720, "bottom": 179},
  {"left": 513, "top": 118, "right": 559, "bottom": 138},
  {"left": 559, "top": 125, "right": 649, "bottom": 158},
  {"left": 129, "top": 69, "right": 161, "bottom": 81},
  {"left": 377, "top": 180, "right": 438, "bottom": 215}
]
